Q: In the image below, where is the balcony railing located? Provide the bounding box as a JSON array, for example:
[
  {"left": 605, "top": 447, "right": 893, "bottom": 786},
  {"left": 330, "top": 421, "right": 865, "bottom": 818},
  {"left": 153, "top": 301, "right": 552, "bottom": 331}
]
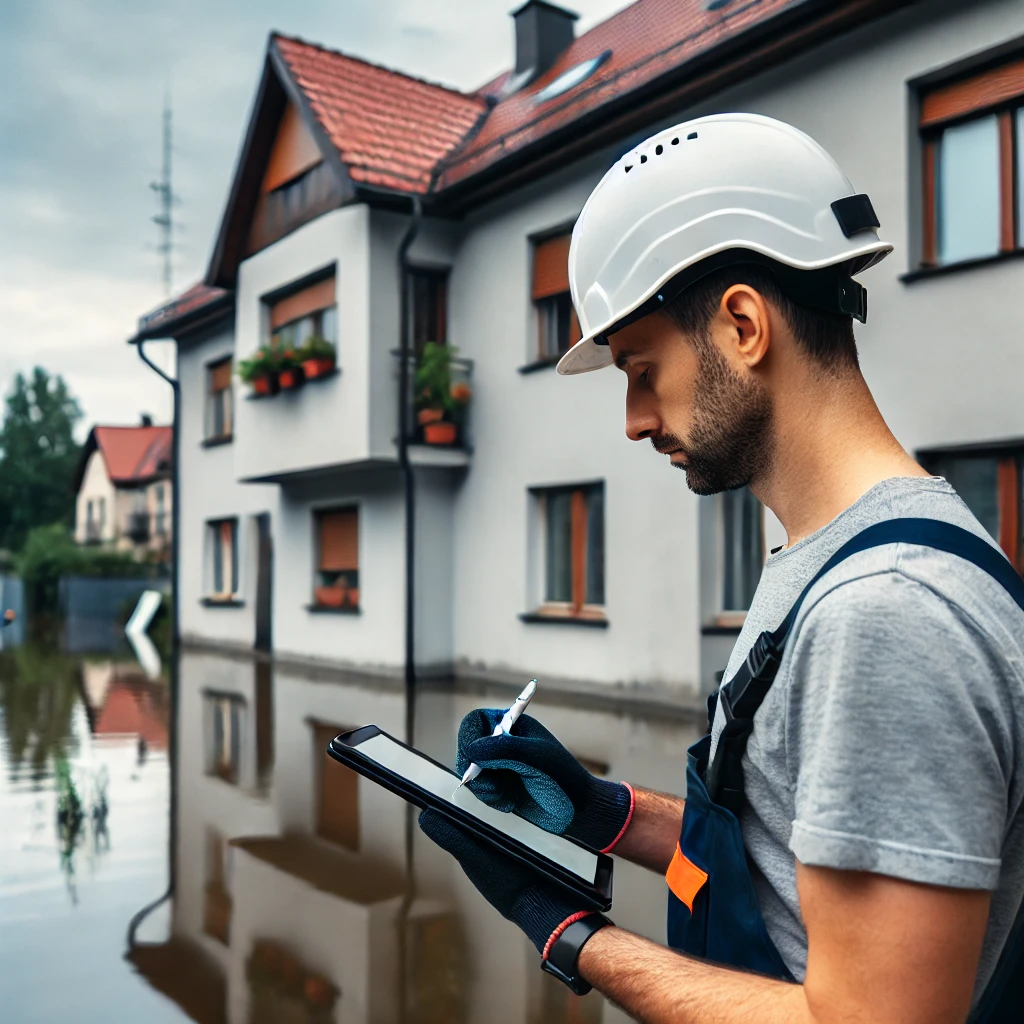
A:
[{"left": 394, "top": 350, "right": 473, "bottom": 451}]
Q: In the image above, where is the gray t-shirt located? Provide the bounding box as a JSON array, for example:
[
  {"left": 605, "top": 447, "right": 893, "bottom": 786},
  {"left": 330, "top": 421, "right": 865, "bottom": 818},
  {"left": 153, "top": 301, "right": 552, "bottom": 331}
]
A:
[{"left": 710, "top": 476, "right": 1024, "bottom": 1004}]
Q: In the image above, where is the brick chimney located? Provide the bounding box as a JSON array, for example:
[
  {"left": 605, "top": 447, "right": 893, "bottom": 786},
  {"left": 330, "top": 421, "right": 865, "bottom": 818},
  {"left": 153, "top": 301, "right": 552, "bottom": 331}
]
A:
[{"left": 512, "top": 1, "right": 577, "bottom": 87}]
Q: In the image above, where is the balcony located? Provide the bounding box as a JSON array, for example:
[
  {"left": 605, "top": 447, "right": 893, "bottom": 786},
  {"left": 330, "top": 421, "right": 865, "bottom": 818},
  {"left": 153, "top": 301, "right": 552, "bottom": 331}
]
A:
[
  {"left": 398, "top": 347, "right": 473, "bottom": 467},
  {"left": 233, "top": 344, "right": 474, "bottom": 484},
  {"left": 126, "top": 512, "right": 151, "bottom": 544}
]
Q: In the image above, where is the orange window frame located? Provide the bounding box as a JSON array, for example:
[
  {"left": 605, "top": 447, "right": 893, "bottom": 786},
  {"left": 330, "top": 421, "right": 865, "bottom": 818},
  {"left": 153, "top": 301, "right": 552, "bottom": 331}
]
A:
[
  {"left": 541, "top": 485, "right": 604, "bottom": 618},
  {"left": 919, "top": 60, "right": 1024, "bottom": 267}
]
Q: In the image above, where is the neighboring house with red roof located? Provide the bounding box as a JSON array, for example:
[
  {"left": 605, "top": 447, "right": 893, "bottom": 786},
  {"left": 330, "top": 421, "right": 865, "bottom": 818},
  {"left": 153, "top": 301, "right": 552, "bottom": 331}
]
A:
[
  {"left": 131, "top": 0, "right": 1024, "bottom": 693},
  {"left": 73, "top": 419, "right": 173, "bottom": 559}
]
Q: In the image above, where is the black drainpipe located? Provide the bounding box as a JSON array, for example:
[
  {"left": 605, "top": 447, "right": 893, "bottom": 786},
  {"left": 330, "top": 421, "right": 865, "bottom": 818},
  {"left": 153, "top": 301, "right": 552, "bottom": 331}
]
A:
[
  {"left": 397, "top": 196, "right": 422, "bottom": 746},
  {"left": 396, "top": 195, "right": 422, "bottom": 1024},
  {"left": 126, "top": 337, "right": 181, "bottom": 949}
]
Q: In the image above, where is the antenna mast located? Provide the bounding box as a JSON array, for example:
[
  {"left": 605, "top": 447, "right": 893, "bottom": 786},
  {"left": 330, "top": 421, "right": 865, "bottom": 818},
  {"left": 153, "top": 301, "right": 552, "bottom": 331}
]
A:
[{"left": 150, "top": 91, "right": 178, "bottom": 297}]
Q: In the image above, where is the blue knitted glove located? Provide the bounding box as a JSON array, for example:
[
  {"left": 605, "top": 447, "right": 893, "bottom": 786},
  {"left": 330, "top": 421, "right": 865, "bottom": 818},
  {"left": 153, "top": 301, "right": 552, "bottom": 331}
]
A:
[
  {"left": 419, "top": 808, "right": 590, "bottom": 954},
  {"left": 458, "top": 709, "right": 633, "bottom": 852}
]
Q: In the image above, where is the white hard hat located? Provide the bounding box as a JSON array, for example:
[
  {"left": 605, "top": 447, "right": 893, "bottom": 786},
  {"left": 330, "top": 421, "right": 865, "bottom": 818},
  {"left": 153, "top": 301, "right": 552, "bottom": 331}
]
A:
[{"left": 557, "top": 113, "right": 893, "bottom": 375}]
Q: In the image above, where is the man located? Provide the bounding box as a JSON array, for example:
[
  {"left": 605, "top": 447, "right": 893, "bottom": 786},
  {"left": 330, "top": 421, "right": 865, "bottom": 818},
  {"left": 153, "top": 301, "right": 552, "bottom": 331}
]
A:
[{"left": 420, "top": 114, "right": 1024, "bottom": 1023}]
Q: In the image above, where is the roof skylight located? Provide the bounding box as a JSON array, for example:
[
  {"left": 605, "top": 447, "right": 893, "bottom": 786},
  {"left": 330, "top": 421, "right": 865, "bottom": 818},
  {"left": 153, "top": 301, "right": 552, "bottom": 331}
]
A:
[{"left": 534, "top": 50, "right": 612, "bottom": 104}]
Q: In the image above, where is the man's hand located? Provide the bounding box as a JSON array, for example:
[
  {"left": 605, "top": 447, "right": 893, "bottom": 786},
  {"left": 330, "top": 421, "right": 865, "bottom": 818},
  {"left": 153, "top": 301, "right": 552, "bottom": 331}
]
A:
[
  {"left": 577, "top": 863, "right": 991, "bottom": 1024},
  {"left": 458, "top": 709, "right": 634, "bottom": 851},
  {"left": 418, "top": 808, "right": 591, "bottom": 953}
]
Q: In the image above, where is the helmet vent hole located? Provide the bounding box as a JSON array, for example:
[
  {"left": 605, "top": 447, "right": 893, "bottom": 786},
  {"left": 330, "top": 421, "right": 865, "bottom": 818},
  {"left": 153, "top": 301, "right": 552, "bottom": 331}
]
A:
[
  {"left": 671, "top": 137, "right": 679, "bottom": 145},
  {"left": 640, "top": 154, "right": 647, "bottom": 163},
  {"left": 687, "top": 132, "right": 698, "bottom": 140},
  {"left": 624, "top": 164, "right": 633, "bottom": 172},
  {"left": 655, "top": 144, "right": 663, "bottom": 155}
]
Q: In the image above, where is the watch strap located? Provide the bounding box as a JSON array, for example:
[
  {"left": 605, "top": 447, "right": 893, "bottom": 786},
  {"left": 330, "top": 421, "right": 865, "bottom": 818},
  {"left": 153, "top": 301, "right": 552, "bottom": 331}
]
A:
[{"left": 541, "top": 913, "right": 612, "bottom": 995}]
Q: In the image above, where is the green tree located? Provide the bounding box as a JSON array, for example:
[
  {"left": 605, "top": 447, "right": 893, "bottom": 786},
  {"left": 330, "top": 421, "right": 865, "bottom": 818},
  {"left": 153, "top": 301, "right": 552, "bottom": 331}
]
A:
[{"left": 0, "top": 368, "right": 83, "bottom": 551}]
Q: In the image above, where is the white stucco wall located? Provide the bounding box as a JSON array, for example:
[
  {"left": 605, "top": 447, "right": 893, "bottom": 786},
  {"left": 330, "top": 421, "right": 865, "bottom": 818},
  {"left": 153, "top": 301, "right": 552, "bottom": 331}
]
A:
[
  {"left": 233, "top": 205, "right": 372, "bottom": 482},
  {"left": 178, "top": 323, "right": 278, "bottom": 649},
  {"left": 75, "top": 449, "right": 116, "bottom": 544},
  {"left": 272, "top": 472, "right": 407, "bottom": 672}
]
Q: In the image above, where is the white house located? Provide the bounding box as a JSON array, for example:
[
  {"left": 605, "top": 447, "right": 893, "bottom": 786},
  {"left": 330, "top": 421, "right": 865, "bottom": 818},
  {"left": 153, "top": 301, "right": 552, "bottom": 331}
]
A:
[
  {"left": 73, "top": 420, "right": 173, "bottom": 560},
  {"left": 130, "top": 0, "right": 1024, "bottom": 702}
]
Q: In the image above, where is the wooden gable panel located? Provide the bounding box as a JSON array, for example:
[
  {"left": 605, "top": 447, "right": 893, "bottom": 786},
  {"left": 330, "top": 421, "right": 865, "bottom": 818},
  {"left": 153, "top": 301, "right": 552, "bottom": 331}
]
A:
[{"left": 262, "top": 102, "right": 324, "bottom": 193}]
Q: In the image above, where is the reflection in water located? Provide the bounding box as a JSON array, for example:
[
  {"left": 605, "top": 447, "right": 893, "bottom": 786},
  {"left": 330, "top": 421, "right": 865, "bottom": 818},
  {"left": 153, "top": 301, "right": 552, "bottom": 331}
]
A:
[
  {"left": 0, "top": 645, "right": 700, "bottom": 1023},
  {"left": 124, "top": 650, "right": 700, "bottom": 1024},
  {"left": 0, "top": 647, "right": 179, "bottom": 1023}
]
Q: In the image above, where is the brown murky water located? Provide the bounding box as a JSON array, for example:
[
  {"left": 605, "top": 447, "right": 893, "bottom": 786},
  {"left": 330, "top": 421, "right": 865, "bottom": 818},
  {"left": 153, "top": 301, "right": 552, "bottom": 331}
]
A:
[{"left": 0, "top": 644, "right": 701, "bottom": 1024}]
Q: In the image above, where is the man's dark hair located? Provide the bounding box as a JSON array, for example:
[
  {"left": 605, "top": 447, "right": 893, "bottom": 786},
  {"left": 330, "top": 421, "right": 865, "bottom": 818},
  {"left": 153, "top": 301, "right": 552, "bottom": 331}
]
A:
[{"left": 661, "top": 264, "right": 859, "bottom": 373}]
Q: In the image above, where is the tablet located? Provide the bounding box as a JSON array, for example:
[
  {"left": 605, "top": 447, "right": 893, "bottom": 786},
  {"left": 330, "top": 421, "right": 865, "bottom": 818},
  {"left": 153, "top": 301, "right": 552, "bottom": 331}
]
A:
[{"left": 328, "top": 725, "right": 613, "bottom": 911}]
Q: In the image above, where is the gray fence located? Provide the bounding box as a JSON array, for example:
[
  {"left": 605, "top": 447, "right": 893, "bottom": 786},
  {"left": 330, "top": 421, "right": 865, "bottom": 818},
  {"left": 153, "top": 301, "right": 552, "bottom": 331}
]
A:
[
  {"left": 0, "top": 575, "right": 25, "bottom": 648},
  {"left": 59, "top": 576, "right": 168, "bottom": 654}
]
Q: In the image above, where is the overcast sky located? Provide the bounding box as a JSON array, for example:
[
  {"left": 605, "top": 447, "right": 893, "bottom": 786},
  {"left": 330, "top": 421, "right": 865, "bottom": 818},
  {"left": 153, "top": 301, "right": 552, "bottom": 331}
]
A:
[{"left": 0, "top": 0, "right": 629, "bottom": 431}]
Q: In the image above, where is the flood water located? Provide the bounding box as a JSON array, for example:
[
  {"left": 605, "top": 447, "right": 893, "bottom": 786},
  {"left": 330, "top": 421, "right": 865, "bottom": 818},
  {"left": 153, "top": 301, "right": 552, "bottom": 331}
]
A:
[{"left": 0, "top": 643, "right": 703, "bottom": 1024}]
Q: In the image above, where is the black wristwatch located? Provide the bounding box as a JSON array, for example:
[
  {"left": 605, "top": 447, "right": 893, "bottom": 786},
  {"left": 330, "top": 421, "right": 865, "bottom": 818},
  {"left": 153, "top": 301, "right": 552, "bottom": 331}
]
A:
[{"left": 541, "top": 914, "right": 613, "bottom": 995}]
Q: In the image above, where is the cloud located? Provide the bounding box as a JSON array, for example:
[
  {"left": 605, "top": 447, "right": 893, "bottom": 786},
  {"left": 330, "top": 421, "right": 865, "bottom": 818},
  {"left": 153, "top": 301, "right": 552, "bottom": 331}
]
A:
[{"left": 0, "top": 0, "right": 629, "bottom": 429}]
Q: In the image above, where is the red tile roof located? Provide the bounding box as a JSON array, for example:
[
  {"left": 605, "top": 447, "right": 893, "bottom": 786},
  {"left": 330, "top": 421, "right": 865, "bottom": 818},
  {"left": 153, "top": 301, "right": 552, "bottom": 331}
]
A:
[
  {"left": 269, "top": 0, "right": 833, "bottom": 197},
  {"left": 435, "top": 0, "right": 798, "bottom": 190},
  {"left": 93, "top": 426, "right": 172, "bottom": 485},
  {"left": 273, "top": 34, "right": 489, "bottom": 194}
]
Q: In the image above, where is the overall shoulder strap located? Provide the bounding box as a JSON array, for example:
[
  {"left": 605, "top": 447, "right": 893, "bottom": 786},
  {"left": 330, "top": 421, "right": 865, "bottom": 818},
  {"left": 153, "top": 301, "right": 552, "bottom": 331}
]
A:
[{"left": 724, "top": 518, "right": 1024, "bottom": 722}]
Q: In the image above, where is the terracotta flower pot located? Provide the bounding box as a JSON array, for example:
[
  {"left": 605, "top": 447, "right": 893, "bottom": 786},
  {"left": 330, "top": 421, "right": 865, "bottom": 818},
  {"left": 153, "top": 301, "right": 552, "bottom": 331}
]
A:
[
  {"left": 417, "top": 407, "right": 444, "bottom": 425},
  {"left": 423, "top": 421, "right": 457, "bottom": 445},
  {"left": 278, "top": 366, "right": 304, "bottom": 390},
  {"left": 302, "top": 357, "right": 335, "bottom": 380},
  {"left": 314, "top": 585, "right": 346, "bottom": 608},
  {"left": 346, "top": 587, "right": 360, "bottom": 609},
  {"left": 253, "top": 374, "right": 279, "bottom": 396}
]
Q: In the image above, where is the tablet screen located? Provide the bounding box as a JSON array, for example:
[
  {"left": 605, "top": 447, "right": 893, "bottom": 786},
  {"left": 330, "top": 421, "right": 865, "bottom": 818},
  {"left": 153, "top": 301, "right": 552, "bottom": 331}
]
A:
[{"left": 355, "top": 732, "right": 599, "bottom": 883}]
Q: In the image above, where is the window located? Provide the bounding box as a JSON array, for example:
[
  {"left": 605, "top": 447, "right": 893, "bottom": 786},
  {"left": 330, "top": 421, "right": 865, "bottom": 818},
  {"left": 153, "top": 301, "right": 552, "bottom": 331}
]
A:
[
  {"left": 532, "top": 233, "right": 581, "bottom": 360},
  {"left": 312, "top": 722, "right": 359, "bottom": 851},
  {"left": 537, "top": 483, "right": 604, "bottom": 617},
  {"left": 720, "top": 487, "right": 764, "bottom": 615},
  {"left": 204, "top": 692, "right": 244, "bottom": 784},
  {"left": 268, "top": 274, "right": 337, "bottom": 352},
  {"left": 919, "top": 57, "right": 1024, "bottom": 267},
  {"left": 206, "top": 358, "right": 233, "bottom": 440},
  {"left": 313, "top": 507, "right": 359, "bottom": 611},
  {"left": 208, "top": 518, "right": 239, "bottom": 599},
  {"left": 410, "top": 267, "right": 448, "bottom": 353},
  {"left": 920, "top": 447, "right": 1023, "bottom": 574}
]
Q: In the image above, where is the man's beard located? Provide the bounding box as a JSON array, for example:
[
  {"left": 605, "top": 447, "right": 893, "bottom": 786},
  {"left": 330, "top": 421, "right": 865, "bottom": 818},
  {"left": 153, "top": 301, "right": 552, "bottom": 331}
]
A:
[{"left": 652, "top": 338, "right": 775, "bottom": 496}]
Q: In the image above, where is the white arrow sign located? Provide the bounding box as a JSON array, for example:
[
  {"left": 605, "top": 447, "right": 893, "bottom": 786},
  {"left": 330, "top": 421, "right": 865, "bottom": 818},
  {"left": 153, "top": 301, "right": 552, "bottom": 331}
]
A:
[{"left": 125, "top": 589, "right": 164, "bottom": 680}]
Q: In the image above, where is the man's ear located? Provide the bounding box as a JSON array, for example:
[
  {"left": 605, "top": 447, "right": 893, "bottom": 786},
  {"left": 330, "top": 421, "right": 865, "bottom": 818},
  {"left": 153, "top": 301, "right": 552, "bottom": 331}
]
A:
[{"left": 718, "top": 284, "right": 771, "bottom": 369}]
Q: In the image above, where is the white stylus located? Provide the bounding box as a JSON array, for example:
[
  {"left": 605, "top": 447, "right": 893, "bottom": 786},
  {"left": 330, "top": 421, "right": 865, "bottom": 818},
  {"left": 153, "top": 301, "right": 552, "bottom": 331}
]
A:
[{"left": 454, "top": 678, "right": 538, "bottom": 796}]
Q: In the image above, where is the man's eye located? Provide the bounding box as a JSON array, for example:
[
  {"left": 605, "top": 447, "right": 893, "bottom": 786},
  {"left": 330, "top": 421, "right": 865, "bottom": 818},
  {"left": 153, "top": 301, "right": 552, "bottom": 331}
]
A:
[{"left": 639, "top": 368, "right": 651, "bottom": 385}]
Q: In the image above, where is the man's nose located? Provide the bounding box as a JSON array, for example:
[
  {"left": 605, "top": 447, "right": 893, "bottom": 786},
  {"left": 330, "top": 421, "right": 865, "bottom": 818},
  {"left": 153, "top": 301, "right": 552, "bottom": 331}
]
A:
[{"left": 625, "top": 393, "right": 659, "bottom": 442}]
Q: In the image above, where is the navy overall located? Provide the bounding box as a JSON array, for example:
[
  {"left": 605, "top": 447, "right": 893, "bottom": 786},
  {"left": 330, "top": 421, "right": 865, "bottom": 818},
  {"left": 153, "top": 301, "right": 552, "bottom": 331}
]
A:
[{"left": 665, "top": 519, "right": 1024, "bottom": 1021}]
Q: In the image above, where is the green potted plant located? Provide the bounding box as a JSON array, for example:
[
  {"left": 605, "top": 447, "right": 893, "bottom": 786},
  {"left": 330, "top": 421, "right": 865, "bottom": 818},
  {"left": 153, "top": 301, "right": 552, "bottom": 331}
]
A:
[
  {"left": 277, "top": 347, "right": 304, "bottom": 391},
  {"left": 238, "top": 345, "right": 281, "bottom": 396},
  {"left": 298, "top": 336, "right": 336, "bottom": 380},
  {"left": 414, "top": 342, "right": 462, "bottom": 445}
]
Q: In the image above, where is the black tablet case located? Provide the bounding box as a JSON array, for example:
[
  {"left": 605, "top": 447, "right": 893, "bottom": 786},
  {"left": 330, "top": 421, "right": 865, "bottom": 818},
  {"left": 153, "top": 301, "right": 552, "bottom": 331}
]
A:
[{"left": 328, "top": 725, "right": 613, "bottom": 912}]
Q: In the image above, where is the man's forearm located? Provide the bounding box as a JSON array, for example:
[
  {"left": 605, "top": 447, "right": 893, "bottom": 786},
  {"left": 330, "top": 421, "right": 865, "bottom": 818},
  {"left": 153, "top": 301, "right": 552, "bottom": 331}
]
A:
[
  {"left": 579, "top": 925, "right": 808, "bottom": 1024},
  {"left": 613, "top": 786, "right": 684, "bottom": 873}
]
